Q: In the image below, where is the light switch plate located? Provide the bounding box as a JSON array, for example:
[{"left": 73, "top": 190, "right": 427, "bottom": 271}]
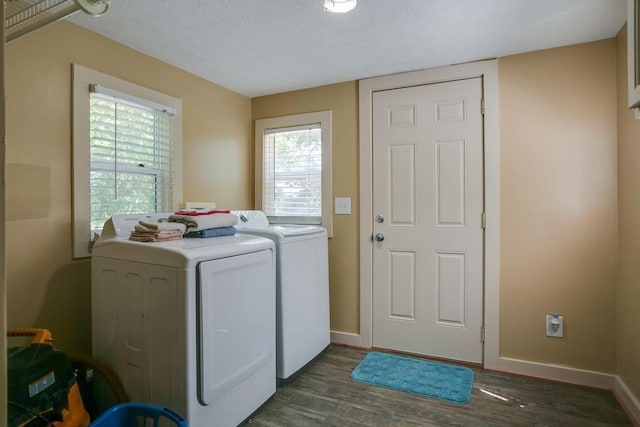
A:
[{"left": 335, "top": 197, "right": 351, "bottom": 215}]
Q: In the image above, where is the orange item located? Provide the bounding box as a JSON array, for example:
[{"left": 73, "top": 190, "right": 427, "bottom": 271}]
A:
[
  {"left": 8, "top": 328, "right": 54, "bottom": 344},
  {"left": 7, "top": 329, "right": 90, "bottom": 427}
]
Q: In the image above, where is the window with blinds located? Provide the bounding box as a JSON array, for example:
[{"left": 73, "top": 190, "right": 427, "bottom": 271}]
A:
[
  {"left": 263, "top": 124, "right": 322, "bottom": 222},
  {"left": 73, "top": 64, "right": 182, "bottom": 258},
  {"left": 255, "top": 111, "right": 332, "bottom": 235},
  {"left": 89, "top": 89, "right": 175, "bottom": 232}
]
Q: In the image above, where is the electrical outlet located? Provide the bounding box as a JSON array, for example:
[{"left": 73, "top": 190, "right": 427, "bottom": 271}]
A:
[{"left": 546, "top": 314, "right": 563, "bottom": 338}]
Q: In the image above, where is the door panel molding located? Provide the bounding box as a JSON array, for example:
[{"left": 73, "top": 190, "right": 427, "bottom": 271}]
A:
[
  {"left": 434, "top": 251, "right": 467, "bottom": 326},
  {"left": 358, "top": 60, "right": 500, "bottom": 368},
  {"left": 435, "top": 138, "right": 467, "bottom": 228},
  {"left": 388, "top": 250, "right": 416, "bottom": 320},
  {"left": 388, "top": 143, "right": 416, "bottom": 225}
]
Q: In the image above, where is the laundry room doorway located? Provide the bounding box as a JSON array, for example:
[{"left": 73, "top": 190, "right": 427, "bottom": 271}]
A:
[
  {"left": 358, "top": 61, "right": 501, "bottom": 368},
  {"left": 371, "top": 77, "right": 484, "bottom": 363}
]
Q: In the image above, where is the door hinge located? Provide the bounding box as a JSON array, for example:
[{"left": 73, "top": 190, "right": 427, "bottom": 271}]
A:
[
  {"left": 481, "top": 325, "right": 485, "bottom": 343},
  {"left": 481, "top": 212, "right": 486, "bottom": 229},
  {"left": 481, "top": 98, "right": 485, "bottom": 115}
]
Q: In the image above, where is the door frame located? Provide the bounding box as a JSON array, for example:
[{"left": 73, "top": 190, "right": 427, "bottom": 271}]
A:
[{"left": 358, "top": 60, "right": 500, "bottom": 368}]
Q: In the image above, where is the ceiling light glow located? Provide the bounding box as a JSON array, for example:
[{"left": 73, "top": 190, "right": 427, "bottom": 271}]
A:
[{"left": 324, "top": 0, "right": 357, "bottom": 13}]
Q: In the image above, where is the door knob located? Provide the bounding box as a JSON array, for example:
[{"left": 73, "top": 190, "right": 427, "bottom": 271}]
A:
[
  {"left": 376, "top": 214, "right": 384, "bottom": 223},
  {"left": 375, "top": 233, "right": 384, "bottom": 242}
]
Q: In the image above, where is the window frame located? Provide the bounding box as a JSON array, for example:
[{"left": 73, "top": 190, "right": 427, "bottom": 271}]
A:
[
  {"left": 628, "top": 0, "right": 640, "bottom": 108},
  {"left": 255, "top": 111, "right": 332, "bottom": 237},
  {"left": 72, "top": 64, "right": 182, "bottom": 258}
]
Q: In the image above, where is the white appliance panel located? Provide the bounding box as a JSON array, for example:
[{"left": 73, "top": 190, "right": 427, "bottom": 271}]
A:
[
  {"left": 198, "top": 249, "right": 274, "bottom": 405},
  {"left": 92, "top": 214, "right": 276, "bottom": 427},
  {"left": 92, "top": 258, "right": 183, "bottom": 408},
  {"left": 278, "top": 235, "right": 330, "bottom": 378},
  {"left": 232, "top": 210, "right": 330, "bottom": 379}
]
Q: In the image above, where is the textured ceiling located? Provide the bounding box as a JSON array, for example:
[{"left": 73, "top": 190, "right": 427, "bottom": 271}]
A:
[{"left": 69, "top": 0, "right": 627, "bottom": 97}]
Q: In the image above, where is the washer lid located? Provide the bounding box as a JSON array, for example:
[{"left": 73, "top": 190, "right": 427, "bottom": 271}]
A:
[
  {"left": 234, "top": 225, "right": 327, "bottom": 245},
  {"left": 269, "top": 224, "right": 325, "bottom": 237},
  {"left": 231, "top": 210, "right": 327, "bottom": 241}
]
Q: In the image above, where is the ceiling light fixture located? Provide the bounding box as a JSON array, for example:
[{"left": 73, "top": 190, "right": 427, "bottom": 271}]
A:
[{"left": 324, "top": 0, "right": 357, "bottom": 13}]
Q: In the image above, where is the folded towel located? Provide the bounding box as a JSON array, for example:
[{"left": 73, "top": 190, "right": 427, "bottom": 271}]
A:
[
  {"left": 129, "top": 230, "right": 183, "bottom": 242},
  {"left": 135, "top": 220, "right": 187, "bottom": 234},
  {"left": 168, "top": 213, "right": 238, "bottom": 232},
  {"left": 184, "top": 226, "right": 237, "bottom": 239},
  {"left": 174, "top": 208, "right": 231, "bottom": 216}
]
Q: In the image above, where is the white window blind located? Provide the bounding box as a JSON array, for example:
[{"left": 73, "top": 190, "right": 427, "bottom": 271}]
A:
[
  {"left": 263, "top": 123, "right": 322, "bottom": 223},
  {"left": 89, "top": 88, "right": 174, "bottom": 231}
]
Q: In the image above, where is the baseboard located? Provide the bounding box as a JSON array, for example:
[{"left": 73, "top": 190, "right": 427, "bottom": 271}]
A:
[
  {"left": 613, "top": 376, "right": 640, "bottom": 426},
  {"left": 495, "top": 357, "right": 615, "bottom": 390},
  {"left": 330, "top": 330, "right": 367, "bottom": 348},
  {"left": 329, "top": 337, "right": 614, "bottom": 390}
]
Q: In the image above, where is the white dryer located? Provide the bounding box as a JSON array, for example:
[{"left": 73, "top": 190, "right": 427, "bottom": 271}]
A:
[
  {"left": 91, "top": 213, "right": 276, "bottom": 427},
  {"left": 232, "top": 210, "right": 330, "bottom": 380}
]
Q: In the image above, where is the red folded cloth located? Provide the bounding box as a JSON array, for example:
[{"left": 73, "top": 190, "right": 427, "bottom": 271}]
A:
[{"left": 174, "top": 208, "right": 231, "bottom": 216}]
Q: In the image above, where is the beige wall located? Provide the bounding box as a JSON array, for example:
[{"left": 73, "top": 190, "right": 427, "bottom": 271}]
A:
[
  {"left": 252, "top": 39, "right": 617, "bottom": 372},
  {"left": 252, "top": 40, "right": 620, "bottom": 375},
  {"left": 499, "top": 40, "right": 618, "bottom": 372},
  {"left": 252, "top": 82, "right": 360, "bottom": 333},
  {"left": 5, "top": 22, "right": 252, "bottom": 353},
  {"left": 616, "top": 26, "right": 640, "bottom": 399},
  {"left": 4, "top": 18, "right": 626, "bottom": 379}
]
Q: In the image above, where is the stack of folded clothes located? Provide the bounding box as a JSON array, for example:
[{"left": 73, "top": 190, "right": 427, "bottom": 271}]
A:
[
  {"left": 129, "top": 220, "right": 187, "bottom": 242},
  {"left": 168, "top": 208, "right": 238, "bottom": 238}
]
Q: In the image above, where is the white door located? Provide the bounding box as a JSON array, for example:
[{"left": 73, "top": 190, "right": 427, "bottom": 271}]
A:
[{"left": 372, "top": 78, "right": 484, "bottom": 363}]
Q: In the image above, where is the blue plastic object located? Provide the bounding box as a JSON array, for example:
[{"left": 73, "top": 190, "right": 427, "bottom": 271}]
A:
[{"left": 89, "top": 402, "right": 188, "bottom": 427}]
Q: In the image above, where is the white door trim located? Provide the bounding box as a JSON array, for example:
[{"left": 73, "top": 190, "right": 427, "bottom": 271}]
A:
[{"left": 358, "top": 60, "right": 500, "bottom": 368}]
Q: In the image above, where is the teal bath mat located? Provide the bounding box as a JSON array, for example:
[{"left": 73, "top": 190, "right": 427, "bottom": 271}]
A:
[{"left": 350, "top": 352, "right": 474, "bottom": 404}]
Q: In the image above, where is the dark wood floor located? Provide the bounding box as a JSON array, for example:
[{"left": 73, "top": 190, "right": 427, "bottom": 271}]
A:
[{"left": 245, "top": 345, "right": 631, "bottom": 426}]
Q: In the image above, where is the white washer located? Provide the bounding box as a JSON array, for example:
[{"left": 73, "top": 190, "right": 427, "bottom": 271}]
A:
[
  {"left": 232, "top": 210, "right": 330, "bottom": 380},
  {"left": 91, "top": 213, "right": 276, "bottom": 427}
]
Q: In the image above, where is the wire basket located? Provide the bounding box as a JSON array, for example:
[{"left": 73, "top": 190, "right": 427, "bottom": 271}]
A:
[{"left": 89, "top": 403, "right": 188, "bottom": 427}]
